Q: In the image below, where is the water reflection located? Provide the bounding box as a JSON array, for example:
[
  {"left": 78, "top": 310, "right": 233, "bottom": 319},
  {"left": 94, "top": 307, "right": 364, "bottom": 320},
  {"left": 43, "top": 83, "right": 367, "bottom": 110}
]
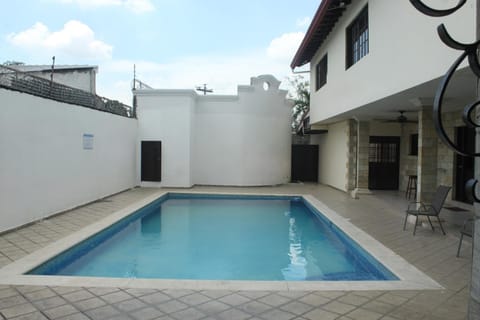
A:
[{"left": 281, "top": 213, "right": 307, "bottom": 280}]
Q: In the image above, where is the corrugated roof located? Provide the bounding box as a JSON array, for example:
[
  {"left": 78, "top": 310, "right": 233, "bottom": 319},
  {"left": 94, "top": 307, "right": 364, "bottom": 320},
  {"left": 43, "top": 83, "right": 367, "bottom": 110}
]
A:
[{"left": 290, "top": 0, "right": 352, "bottom": 69}]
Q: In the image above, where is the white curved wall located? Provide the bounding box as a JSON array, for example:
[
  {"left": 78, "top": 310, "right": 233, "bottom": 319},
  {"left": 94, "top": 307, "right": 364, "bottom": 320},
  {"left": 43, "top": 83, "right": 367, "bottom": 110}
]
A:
[{"left": 135, "top": 75, "right": 292, "bottom": 187}]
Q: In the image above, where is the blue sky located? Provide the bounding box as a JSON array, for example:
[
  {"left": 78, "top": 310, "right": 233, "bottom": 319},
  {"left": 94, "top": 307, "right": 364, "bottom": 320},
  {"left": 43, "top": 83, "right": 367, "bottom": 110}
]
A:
[{"left": 1, "top": 0, "right": 318, "bottom": 104}]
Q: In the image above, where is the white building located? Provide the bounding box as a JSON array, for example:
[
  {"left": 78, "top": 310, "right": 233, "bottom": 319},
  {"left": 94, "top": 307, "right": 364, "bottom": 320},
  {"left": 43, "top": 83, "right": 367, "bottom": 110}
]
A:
[
  {"left": 134, "top": 74, "right": 292, "bottom": 188},
  {"left": 291, "top": 0, "right": 477, "bottom": 203}
]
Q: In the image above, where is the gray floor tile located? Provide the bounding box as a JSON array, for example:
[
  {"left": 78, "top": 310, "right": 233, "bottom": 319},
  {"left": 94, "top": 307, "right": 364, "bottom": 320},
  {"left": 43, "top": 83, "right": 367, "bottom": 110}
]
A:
[
  {"left": 114, "top": 298, "right": 147, "bottom": 312},
  {"left": 43, "top": 304, "right": 79, "bottom": 319},
  {"left": 73, "top": 297, "right": 107, "bottom": 312},
  {"left": 130, "top": 306, "right": 164, "bottom": 320},
  {"left": 32, "top": 296, "right": 67, "bottom": 310},
  {"left": 85, "top": 305, "right": 121, "bottom": 320},
  {"left": 170, "top": 307, "right": 206, "bottom": 320}
]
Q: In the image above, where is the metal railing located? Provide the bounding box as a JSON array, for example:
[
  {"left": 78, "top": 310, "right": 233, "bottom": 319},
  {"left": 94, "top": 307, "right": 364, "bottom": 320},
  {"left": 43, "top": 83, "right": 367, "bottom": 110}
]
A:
[{"left": 0, "top": 65, "right": 133, "bottom": 118}]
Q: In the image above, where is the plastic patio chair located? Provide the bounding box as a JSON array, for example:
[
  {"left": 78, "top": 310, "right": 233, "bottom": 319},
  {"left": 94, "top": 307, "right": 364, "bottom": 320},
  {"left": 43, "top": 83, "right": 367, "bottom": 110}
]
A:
[
  {"left": 456, "top": 217, "right": 474, "bottom": 257},
  {"left": 403, "top": 185, "right": 451, "bottom": 236}
]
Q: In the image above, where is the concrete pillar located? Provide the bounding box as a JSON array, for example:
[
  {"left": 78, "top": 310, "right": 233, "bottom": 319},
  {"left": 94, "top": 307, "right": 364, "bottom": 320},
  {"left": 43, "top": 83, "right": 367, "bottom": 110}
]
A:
[
  {"left": 352, "top": 120, "right": 371, "bottom": 198},
  {"left": 417, "top": 106, "right": 438, "bottom": 202},
  {"left": 346, "top": 119, "right": 357, "bottom": 194}
]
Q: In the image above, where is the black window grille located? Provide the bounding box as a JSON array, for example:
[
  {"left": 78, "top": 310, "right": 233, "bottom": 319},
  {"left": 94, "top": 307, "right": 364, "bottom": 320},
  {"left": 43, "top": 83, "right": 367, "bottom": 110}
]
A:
[
  {"left": 315, "top": 54, "right": 328, "bottom": 90},
  {"left": 346, "top": 6, "right": 369, "bottom": 68},
  {"left": 369, "top": 142, "right": 397, "bottom": 163}
]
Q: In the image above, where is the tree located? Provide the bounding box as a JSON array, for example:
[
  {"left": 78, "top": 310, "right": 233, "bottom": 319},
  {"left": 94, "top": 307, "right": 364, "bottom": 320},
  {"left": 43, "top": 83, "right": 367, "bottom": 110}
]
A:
[{"left": 288, "top": 75, "right": 310, "bottom": 134}]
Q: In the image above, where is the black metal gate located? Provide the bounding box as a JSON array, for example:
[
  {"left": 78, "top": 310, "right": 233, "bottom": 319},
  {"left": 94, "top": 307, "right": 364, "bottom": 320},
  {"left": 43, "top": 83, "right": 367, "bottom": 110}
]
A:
[
  {"left": 291, "top": 145, "right": 319, "bottom": 182},
  {"left": 141, "top": 141, "right": 162, "bottom": 182},
  {"left": 368, "top": 136, "right": 400, "bottom": 190},
  {"left": 455, "top": 126, "right": 475, "bottom": 203}
]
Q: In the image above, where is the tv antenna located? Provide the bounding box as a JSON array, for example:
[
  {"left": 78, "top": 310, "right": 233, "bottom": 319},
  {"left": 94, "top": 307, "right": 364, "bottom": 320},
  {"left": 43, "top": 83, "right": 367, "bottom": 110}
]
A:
[{"left": 196, "top": 84, "right": 213, "bottom": 95}]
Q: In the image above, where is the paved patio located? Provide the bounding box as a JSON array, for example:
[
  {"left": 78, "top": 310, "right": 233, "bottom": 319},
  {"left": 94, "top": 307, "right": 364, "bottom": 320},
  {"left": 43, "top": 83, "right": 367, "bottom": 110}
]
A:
[{"left": 0, "top": 184, "right": 473, "bottom": 319}]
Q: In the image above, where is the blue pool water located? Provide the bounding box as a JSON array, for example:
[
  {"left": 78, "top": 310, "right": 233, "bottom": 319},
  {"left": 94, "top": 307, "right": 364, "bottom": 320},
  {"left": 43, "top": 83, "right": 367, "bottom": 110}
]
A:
[{"left": 29, "top": 194, "right": 397, "bottom": 281}]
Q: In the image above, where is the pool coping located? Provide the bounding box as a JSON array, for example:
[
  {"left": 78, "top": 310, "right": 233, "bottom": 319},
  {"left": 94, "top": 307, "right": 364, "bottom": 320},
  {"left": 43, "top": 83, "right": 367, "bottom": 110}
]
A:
[{"left": 0, "top": 190, "right": 442, "bottom": 291}]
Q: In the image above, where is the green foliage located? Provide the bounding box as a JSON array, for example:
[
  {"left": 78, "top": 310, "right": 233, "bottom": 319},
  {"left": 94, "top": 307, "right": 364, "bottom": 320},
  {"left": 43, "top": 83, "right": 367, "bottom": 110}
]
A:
[{"left": 288, "top": 75, "right": 310, "bottom": 133}]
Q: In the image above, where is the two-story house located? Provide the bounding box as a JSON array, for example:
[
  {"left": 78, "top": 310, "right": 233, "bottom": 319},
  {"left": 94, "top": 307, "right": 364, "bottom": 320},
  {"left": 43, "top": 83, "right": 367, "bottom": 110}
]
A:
[{"left": 291, "top": 0, "right": 477, "bottom": 203}]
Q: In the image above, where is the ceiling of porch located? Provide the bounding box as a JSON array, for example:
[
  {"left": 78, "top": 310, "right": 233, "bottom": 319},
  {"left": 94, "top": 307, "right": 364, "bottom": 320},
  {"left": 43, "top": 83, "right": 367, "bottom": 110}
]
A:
[{"left": 312, "top": 67, "right": 477, "bottom": 127}]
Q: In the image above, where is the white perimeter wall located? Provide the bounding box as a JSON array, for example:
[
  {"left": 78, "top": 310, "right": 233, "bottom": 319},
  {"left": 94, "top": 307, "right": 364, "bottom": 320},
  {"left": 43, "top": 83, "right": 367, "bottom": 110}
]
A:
[
  {"left": 135, "top": 75, "right": 292, "bottom": 187},
  {"left": 194, "top": 77, "right": 292, "bottom": 186},
  {"left": 309, "top": 0, "right": 476, "bottom": 123},
  {"left": 318, "top": 121, "right": 349, "bottom": 191},
  {"left": 0, "top": 88, "right": 137, "bottom": 232},
  {"left": 136, "top": 92, "right": 195, "bottom": 188}
]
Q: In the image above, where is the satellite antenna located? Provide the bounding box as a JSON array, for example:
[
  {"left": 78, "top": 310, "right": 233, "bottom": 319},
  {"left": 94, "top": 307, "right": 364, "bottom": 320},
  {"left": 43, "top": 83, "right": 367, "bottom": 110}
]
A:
[{"left": 196, "top": 84, "right": 213, "bottom": 95}]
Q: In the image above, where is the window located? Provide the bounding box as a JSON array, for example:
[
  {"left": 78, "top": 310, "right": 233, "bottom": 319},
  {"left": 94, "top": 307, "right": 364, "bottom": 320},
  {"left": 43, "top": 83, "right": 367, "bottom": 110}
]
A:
[
  {"left": 315, "top": 54, "right": 328, "bottom": 90},
  {"left": 409, "top": 134, "right": 418, "bottom": 156},
  {"left": 346, "top": 5, "right": 369, "bottom": 68}
]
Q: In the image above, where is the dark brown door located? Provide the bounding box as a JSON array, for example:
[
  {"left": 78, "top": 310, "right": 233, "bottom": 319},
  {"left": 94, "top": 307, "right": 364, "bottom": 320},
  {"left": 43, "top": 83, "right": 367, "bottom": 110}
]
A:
[
  {"left": 455, "top": 126, "right": 475, "bottom": 203},
  {"left": 291, "top": 145, "right": 319, "bottom": 182},
  {"left": 141, "top": 141, "right": 162, "bottom": 182},
  {"left": 368, "top": 136, "right": 400, "bottom": 190}
]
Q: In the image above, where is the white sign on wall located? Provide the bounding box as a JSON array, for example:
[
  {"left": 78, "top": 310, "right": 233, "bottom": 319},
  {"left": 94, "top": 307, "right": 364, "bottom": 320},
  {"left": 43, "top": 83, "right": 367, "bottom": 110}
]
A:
[{"left": 83, "top": 133, "right": 94, "bottom": 150}]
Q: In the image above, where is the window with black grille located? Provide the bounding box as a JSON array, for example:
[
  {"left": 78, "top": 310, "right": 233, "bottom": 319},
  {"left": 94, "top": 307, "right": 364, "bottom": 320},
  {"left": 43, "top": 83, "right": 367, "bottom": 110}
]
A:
[
  {"left": 315, "top": 54, "right": 328, "bottom": 90},
  {"left": 346, "top": 5, "right": 369, "bottom": 68}
]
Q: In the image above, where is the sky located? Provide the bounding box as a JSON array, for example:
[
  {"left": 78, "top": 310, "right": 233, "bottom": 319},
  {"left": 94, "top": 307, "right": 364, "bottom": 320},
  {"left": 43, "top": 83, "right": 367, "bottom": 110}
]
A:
[{"left": 1, "top": 0, "right": 318, "bottom": 105}]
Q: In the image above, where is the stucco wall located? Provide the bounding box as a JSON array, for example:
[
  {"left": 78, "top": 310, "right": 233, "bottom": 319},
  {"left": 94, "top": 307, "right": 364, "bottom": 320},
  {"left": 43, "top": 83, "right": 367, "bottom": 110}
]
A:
[
  {"left": 309, "top": 0, "right": 475, "bottom": 124},
  {"left": 136, "top": 91, "right": 195, "bottom": 188},
  {"left": 318, "top": 121, "right": 349, "bottom": 191},
  {"left": 135, "top": 75, "right": 292, "bottom": 187},
  {"left": 0, "top": 88, "right": 137, "bottom": 232}
]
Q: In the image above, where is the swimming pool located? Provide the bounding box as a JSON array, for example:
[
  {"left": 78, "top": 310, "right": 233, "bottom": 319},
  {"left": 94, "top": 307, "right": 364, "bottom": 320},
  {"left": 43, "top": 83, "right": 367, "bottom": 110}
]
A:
[
  {"left": 28, "top": 193, "right": 397, "bottom": 281},
  {"left": 0, "top": 190, "right": 442, "bottom": 291}
]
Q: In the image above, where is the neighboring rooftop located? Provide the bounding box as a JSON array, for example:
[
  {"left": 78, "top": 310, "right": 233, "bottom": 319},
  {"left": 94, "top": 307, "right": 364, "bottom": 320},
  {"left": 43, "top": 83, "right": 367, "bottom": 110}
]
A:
[
  {"left": 10, "top": 64, "right": 98, "bottom": 73},
  {"left": 0, "top": 65, "right": 132, "bottom": 118},
  {"left": 291, "top": 0, "right": 352, "bottom": 69}
]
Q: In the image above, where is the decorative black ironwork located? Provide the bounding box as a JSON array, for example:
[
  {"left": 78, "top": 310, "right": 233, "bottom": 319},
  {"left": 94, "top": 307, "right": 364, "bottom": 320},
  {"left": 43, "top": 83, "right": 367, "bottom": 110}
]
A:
[{"left": 410, "top": 0, "right": 480, "bottom": 202}]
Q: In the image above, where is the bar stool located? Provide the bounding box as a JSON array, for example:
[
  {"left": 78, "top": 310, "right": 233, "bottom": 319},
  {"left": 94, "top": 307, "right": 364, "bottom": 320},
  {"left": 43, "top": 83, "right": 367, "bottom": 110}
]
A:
[{"left": 406, "top": 175, "right": 417, "bottom": 200}]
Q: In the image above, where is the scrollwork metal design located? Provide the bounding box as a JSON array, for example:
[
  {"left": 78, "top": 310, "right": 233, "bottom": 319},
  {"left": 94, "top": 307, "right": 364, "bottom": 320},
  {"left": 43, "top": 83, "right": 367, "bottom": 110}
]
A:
[
  {"left": 409, "top": 0, "right": 480, "bottom": 201},
  {"left": 410, "top": 0, "right": 466, "bottom": 17}
]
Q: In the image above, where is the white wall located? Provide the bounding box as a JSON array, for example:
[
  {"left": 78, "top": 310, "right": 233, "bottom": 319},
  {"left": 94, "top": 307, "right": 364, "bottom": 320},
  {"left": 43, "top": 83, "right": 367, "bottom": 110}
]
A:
[
  {"left": 194, "top": 76, "right": 292, "bottom": 186},
  {"left": 134, "top": 75, "right": 292, "bottom": 187},
  {"left": 135, "top": 91, "right": 195, "bottom": 188},
  {"left": 318, "top": 121, "right": 349, "bottom": 191},
  {"left": 309, "top": 0, "right": 476, "bottom": 124},
  {"left": 0, "top": 88, "right": 137, "bottom": 232}
]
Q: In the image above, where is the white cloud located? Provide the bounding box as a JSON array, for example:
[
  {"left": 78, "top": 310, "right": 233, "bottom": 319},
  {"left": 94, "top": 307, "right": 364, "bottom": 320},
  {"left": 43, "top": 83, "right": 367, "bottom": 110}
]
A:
[
  {"left": 98, "top": 47, "right": 298, "bottom": 104},
  {"left": 267, "top": 32, "right": 305, "bottom": 62},
  {"left": 7, "top": 20, "right": 113, "bottom": 60},
  {"left": 94, "top": 31, "right": 308, "bottom": 104},
  {"left": 54, "top": 0, "right": 155, "bottom": 13},
  {"left": 296, "top": 17, "right": 311, "bottom": 28}
]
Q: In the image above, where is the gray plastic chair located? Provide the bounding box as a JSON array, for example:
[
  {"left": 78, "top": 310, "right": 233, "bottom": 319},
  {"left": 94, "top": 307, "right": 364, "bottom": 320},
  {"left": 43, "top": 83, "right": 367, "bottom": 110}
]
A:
[
  {"left": 456, "top": 218, "right": 474, "bottom": 257},
  {"left": 403, "top": 185, "right": 451, "bottom": 236}
]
